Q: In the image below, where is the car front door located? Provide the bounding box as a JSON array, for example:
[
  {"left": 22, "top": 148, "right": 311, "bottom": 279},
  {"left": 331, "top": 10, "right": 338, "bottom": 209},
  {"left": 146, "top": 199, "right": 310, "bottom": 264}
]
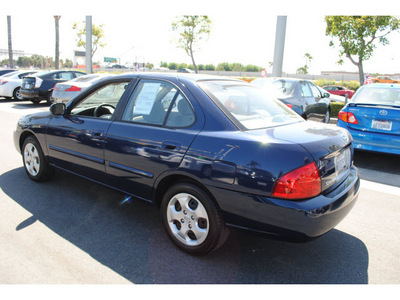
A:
[
  {"left": 104, "top": 78, "right": 204, "bottom": 201},
  {"left": 308, "top": 82, "right": 328, "bottom": 121},
  {"left": 299, "top": 81, "right": 316, "bottom": 120},
  {"left": 46, "top": 79, "right": 132, "bottom": 182}
]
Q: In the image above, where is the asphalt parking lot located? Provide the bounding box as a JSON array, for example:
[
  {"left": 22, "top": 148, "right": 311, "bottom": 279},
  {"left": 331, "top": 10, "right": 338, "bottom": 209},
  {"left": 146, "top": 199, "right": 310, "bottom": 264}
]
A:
[{"left": 0, "top": 98, "right": 399, "bottom": 286}]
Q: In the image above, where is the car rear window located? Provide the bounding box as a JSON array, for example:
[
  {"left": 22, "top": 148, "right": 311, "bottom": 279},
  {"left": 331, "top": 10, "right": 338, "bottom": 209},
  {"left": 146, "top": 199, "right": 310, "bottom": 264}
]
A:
[
  {"left": 199, "top": 80, "right": 303, "bottom": 130},
  {"left": 352, "top": 86, "right": 400, "bottom": 106}
]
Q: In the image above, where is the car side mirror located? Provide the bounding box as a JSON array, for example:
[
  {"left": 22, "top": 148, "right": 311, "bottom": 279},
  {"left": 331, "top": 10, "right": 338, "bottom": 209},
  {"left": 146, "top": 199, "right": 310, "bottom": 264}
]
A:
[
  {"left": 50, "top": 103, "right": 66, "bottom": 116},
  {"left": 323, "top": 92, "right": 330, "bottom": 98}
]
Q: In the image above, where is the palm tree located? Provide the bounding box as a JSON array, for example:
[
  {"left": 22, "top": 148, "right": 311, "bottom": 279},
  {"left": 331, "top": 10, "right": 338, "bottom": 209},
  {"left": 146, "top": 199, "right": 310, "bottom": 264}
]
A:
[{"left": 54, "top": 16, "right": 61, "bottom": 69}]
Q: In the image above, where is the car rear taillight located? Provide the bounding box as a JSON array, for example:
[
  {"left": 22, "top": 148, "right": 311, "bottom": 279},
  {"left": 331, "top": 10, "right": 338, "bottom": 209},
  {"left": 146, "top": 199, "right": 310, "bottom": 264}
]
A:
[
  {"left": 286, "top": 104, "right": 293, "bottom": 109},
  {"left": 65, "top": 86, "right": 81, "bottom": 92},
  {"left": 338, "top": 111, "right": 358, "bottom": 124},
  {"left": 34, "top": 77, "right": 43, "bottom": 88},
  {"left": 0, "top": 80, "right": 8, "bottom": 85},
  {"left": 271, "top": 162, "right": 321, "bottom": 200}
]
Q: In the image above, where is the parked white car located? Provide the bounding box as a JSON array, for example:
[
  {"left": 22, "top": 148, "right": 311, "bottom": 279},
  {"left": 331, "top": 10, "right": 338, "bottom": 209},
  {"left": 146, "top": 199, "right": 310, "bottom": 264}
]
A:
[
  {"left": 52, "top": 73, "right": 113, "bottom": 103},
  {"left": 0, "top": 70, "right": 38, "bottom": 100}
]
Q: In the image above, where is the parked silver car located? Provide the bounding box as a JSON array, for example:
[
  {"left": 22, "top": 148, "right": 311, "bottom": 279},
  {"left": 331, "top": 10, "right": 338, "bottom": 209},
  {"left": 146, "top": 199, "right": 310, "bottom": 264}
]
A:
[{"left": 52, "top": 74, "right": 112, "bottom": 103}]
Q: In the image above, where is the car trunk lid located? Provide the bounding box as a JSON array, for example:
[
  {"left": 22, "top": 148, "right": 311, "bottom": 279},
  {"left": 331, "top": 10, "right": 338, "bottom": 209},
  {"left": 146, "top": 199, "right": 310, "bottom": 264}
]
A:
[
  {"left": 250, "top": 121, "right": 354, "bottom": 193},
  {"left": 347, "top": 103, "right": 400, "bottom": 136}
]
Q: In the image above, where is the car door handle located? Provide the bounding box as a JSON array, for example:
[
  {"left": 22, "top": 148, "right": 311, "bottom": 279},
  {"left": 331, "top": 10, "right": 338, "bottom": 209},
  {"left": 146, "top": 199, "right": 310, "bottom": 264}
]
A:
[
  {"left": 162, "top": 141, "right": 181, "bottom": 151},
  {"left": 91, "top": 130, "right": 104, "bottom": 137}
]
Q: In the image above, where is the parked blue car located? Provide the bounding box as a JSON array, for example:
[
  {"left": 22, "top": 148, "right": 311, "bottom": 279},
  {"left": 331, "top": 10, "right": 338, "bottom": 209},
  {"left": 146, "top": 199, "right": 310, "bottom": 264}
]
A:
[
  {"left": 14, "top": 73, "right": 360, "bottom": 255},
  {"left": 337, "top": 84, "right": 400, "bottom": 155}
]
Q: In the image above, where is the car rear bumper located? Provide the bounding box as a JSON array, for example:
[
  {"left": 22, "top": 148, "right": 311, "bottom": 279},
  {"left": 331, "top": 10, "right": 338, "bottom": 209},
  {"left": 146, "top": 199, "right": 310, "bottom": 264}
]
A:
[
  {"left": 20, "top": 88, "right": 40, "bottom": 99},
  {"left": 210, "top": 165, "right": 360, "bottom": 239},
  {"left": 338, "top": 121, "right": 400, "bottom": 155}
]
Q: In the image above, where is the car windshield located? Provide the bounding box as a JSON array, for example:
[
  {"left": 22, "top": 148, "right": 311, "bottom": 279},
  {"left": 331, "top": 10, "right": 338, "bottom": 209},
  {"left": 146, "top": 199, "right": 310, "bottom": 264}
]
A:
[
  {"left": 351, "top": 86, "right": 400, "bottom": 106},
  {"left": 252, "top": 79, "right": 295, "bottom": 97},
  {"left": 199, "top": 80, "right": 303, "bottom": 130},
  {"left": 1, "top": 71, "right": 19, "bottom": 78},
  {"left": 71, "top": 74, "right": 101, "bottom": 83}
]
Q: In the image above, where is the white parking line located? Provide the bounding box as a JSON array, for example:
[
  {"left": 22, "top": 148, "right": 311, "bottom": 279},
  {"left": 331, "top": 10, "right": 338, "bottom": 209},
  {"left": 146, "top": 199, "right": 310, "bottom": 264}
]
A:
[{"left": 361, "top": 179, "right": 400, "bottom": 196}]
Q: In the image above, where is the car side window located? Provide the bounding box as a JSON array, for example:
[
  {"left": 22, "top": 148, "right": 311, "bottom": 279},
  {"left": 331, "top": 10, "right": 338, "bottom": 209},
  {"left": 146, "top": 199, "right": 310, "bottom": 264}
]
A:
[
  {"left": 59, "top": 72, "right": 74, "bottom": 80},
  {"left": 71, "top": 81, "right": 129, "bottom": 118},
  {"left": 122, "top": 80, "right": 195, "bottom": 127},
  {"left": 74, "top": 72, "right": 85, "bottom": 78},
  {"left": 309, "top": 83, "right": 322, "bottom": 98},
  {"left": 300, "top": 82, "right": 312, "bottom": 97}
]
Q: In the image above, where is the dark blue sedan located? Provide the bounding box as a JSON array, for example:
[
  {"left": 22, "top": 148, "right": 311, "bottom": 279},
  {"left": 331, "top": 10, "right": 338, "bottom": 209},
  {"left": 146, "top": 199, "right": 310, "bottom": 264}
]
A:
[
  {"left": 337, "top": 84, "right": 400, "bottom": 155},
  {"left": 14, "top": 73, "right": 360, "bottom": 255}
]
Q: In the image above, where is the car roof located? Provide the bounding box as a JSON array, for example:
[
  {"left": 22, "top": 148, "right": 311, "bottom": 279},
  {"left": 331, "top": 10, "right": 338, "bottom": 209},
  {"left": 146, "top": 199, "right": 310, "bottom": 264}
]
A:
[
  {"left": 110, "top": 72, "right": 241, "bottom": 83},
  {"left": 363, "top": 84, "right": 400, "bottom": 89}
]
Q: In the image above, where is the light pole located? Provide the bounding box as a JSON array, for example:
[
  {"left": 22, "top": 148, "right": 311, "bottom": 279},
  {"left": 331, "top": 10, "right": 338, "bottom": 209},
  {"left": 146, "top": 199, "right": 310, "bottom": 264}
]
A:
[{"left": 272, "top": 16, "right": 287, "bottom": 77}]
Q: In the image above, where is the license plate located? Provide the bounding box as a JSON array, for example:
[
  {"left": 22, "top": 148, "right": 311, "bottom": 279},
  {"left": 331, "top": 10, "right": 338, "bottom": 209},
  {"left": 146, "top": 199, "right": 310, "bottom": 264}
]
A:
[
  {"left": 335, "top": 148, "right": 351, "bottom": 175},
  {"left": 372, "top": 119, "right": 392, "bottom": 131}
]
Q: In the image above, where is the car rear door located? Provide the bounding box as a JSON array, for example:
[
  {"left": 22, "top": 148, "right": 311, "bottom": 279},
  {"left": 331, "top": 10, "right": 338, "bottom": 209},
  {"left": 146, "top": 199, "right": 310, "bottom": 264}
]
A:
[{"left": 104, "top": 78, "right": 204, "bottom": 201}]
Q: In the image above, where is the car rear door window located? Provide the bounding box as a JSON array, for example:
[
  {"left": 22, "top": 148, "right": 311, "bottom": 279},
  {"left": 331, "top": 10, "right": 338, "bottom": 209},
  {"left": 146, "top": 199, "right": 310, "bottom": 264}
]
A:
[
  {"left": 309, "top": 83, "right": 322, "bottom": 98},
  {"left": 122, "top": 80, "right": 195, "bottom": 127},
  {"left": 300, "top": 82, "right": 312, "bottom": 97}
]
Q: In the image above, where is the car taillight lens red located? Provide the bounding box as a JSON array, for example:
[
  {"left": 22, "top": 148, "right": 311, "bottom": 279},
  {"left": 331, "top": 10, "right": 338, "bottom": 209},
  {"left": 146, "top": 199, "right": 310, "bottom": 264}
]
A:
[
  {"left": 65, "top": 86, "right": 81, "bottom": 92},
  {"left": 338, "top": 111, "right": 358, "bottom": 124},
  {"left": 272, "top": 162, "right": 321, "bottom": 200},
  {"left": 0, "top": 80, "right": 8, "bottom": 85},
  {"left": 286, "top": 104, "right": 293, "bottom": 109}
]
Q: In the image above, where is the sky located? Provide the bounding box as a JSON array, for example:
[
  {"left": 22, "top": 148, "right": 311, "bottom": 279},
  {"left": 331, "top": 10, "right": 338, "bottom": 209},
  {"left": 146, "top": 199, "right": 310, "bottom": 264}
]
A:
[{"left": 2, "top": 0, "right": 400, "bottom": 75}]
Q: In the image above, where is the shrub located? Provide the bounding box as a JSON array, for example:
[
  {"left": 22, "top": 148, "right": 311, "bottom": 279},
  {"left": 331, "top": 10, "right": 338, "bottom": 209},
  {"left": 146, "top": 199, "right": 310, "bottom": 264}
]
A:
[{"left": 330, "top": 101, "right": 345, "bottom": 117}]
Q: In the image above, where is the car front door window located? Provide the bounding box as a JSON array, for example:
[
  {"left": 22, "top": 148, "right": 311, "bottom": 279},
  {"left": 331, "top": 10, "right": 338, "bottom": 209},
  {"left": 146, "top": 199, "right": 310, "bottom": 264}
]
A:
[{"left": 71, "top": 82, "right": 128, "bottom": 118}]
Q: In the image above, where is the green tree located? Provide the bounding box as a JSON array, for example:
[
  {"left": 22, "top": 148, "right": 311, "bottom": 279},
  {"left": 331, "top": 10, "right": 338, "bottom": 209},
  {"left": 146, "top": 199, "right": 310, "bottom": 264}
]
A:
[
  {"left": 72, "top": 21, "right": 106, "bottom": 60},
  {"left": 172, "top": 15, "right": 211, "bottom": 74},
  {"left": 168, "top": 62, "right": 178, "bottom": 70},
  {"left": 325, "top": 16, "right": 400, "bottom": 85}
]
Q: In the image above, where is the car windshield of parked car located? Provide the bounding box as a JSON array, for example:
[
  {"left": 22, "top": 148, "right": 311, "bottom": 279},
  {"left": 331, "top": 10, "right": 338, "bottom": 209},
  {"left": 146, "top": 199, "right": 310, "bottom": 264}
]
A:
[
  {"left": 252, "top": 79, "right": 295, "bottom": 97},
  {"left": 199, "top": 80, "right": 303, "bottom": 130},
  {"left": 70, "top": 74, "right": 100, "bottom": 82},
  {"left": 351, "top": 86, "right": 400, "bottom": 106}
]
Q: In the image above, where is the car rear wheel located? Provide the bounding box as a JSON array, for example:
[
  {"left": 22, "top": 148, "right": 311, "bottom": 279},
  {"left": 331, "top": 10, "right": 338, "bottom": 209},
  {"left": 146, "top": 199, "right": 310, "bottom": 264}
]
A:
[
  {"left": 22, "top": 136, "right": 53, "bottom": 182},
  {"left": 161, "top": 183, "right": 229, "bottom": 255},
  {"left": 13, "top": 87, "right": 24, "bottom": 100}
]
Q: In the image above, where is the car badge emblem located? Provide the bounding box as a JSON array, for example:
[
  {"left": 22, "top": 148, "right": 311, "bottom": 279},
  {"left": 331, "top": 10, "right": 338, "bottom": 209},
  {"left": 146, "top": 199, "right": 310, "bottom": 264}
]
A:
[{"left": 379, "top": 110, "right": 388, "bottom": 116}]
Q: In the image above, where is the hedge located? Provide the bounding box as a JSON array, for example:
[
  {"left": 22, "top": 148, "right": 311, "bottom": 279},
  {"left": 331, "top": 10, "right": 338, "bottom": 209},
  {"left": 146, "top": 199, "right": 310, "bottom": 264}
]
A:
[
  {"left": 331, "top": 101, "right": 345, "bottom": 117},
  {"left": 314, "top": 79, "right": 360, "bottom": 92}
]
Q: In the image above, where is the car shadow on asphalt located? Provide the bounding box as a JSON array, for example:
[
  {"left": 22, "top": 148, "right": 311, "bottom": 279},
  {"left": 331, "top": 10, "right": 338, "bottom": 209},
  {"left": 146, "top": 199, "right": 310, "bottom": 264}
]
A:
[
  {"left": 0, "top": 167, "right": 369, "bottom": 284},
  {"left": 354, "top": 150, "right": 400, "bottom": 188}
]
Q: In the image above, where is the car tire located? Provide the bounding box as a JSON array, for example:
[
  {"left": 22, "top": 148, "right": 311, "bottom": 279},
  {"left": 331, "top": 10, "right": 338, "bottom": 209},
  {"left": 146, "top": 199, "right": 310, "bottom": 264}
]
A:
[
  {"left": 46, "top": 91, "right": 53, "bottom": 105},
  {"left": 22, "top": 136, "right": 54, "bottom": 182},
  {"left": 161, "top": 182, "right": 229, "bottom": 255},
  {"left": 13, "top": 87, "right": 24, "bottom": 100},
  {"left": 323, "top": 109, "right": 330, "bottom": 123},
  {"left": 31, "top": 99, "right": 41, "bottom": 104}
]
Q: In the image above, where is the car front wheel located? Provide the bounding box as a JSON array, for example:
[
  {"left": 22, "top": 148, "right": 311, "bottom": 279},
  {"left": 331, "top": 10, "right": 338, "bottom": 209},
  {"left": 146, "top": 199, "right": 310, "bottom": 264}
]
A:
[
  {"left": 161, "top": 183, "right": 229, "bottom": 255},
  {"left": 22, "top": 136, "right": 53, "bottom": 182},
  {"left": 323, "top": 109, "right": 330, "bottom": 123}
]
